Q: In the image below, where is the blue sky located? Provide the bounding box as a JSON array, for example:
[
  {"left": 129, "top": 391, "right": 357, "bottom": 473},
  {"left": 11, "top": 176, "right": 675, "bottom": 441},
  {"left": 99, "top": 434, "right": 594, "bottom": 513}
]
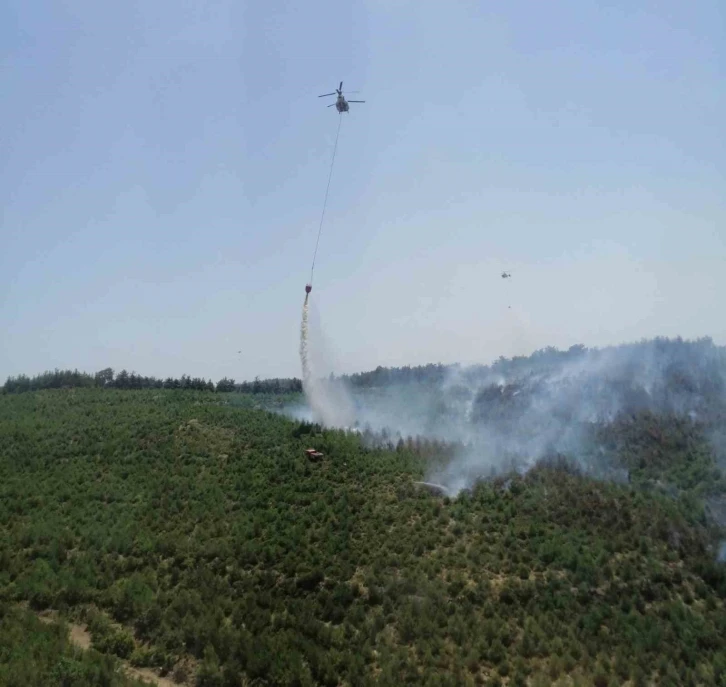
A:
[{"left": 2, "top": 0, "right": 724, "bottom": 382}]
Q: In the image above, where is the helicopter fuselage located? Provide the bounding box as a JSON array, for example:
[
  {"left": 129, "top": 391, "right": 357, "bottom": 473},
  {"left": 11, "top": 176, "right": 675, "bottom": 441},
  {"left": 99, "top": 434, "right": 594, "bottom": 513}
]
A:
[
  {"left": 319, "top": 83, "right": 362, "bottom": 112},
  {"left": 335, "top": 96, "right": 349, "bottom": 113}
]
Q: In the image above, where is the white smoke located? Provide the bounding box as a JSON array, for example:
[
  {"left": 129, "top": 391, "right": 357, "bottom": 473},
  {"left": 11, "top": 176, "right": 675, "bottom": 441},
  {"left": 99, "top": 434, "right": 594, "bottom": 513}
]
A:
[
  {"left": 291, "top": 336, "right": 726, "bottom": 496},
  {"left": 427, "top": 339, "right": 724, "bottom": 493}
]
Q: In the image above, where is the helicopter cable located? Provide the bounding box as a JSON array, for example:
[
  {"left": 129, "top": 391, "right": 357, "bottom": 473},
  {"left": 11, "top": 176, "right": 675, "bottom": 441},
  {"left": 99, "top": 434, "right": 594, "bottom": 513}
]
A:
[{"left": 309, "top": 113, "right": 343, "bottom": 286}]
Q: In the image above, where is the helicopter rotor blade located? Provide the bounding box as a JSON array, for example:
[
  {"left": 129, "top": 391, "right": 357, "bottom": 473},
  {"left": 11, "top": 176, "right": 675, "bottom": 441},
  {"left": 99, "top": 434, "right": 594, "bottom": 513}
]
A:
[
  {"left": 339, "top": 81, "right": 343, "bottom": 90},
  {"left": 318, "top": 92, "right": 335, "bottom": 97},
  {"left": 327, "top": 103, "right": 336, "bottom": 107},
  {"left": 348, "top": 100, "right": 365, "bottom": 103}
]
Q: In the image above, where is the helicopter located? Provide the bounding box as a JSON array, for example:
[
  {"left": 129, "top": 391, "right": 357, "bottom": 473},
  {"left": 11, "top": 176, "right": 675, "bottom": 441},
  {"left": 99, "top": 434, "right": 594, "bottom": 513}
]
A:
[
  {"left": 501, "top": 271, "right": 512, "bottom": 279},
  {"left": 318, "top": 81, "right": 365, "bottom": 113}
]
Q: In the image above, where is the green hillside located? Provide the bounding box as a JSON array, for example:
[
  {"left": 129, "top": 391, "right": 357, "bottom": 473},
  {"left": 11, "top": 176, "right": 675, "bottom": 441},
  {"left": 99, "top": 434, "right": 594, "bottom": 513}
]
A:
[
  {"left": 1, "top": 388, "right": 725, "bottom": 686},
  {"left": 0, "top": 604, "right": 150, "bottom": 687}
]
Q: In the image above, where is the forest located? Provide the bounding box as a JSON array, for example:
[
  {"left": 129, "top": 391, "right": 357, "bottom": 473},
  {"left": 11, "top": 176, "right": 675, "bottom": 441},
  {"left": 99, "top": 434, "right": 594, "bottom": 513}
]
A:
[
  {"left": 2, "top": 337, "right": 726, "bottom": 685},
  {"left": 0, "top": 604, "right": 149, "bottom": 687},
  {"left": 1, "top": 368, "right": 302, "bottom": 396}
]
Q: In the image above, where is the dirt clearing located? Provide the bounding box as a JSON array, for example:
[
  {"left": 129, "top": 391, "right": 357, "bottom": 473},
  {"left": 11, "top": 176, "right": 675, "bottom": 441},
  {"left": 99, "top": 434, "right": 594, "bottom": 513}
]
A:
[{"left": 36, "top": 610, "right": 183, "bottom": 686}]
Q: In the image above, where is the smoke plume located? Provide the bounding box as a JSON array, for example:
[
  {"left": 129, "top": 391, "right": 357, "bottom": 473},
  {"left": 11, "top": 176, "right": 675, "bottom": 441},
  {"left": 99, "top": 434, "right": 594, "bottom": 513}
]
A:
[{"left": 292, "top": 336, "right": 726, "bottom": 496}]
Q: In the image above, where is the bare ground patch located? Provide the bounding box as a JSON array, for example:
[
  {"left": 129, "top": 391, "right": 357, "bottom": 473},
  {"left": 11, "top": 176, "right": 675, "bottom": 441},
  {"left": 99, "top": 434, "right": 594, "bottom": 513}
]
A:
[{"left": 36, "top": 609, "right": 186, "bottom": 686}]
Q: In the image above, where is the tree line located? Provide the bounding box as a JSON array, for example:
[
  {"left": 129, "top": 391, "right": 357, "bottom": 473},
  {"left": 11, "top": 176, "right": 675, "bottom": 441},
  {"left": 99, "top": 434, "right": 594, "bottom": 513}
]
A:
[
  {"left": 2, "top": 368, "right": 302, "bottom": 395},
  {"left": 4, "top": 336, "right": 723, "bottom": 398}
]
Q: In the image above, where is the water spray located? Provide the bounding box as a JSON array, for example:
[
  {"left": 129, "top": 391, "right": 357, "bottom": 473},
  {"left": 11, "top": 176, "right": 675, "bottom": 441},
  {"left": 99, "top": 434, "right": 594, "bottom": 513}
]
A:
[
  {"left": 300, "top": 293, "right": 311, "bottom": 389},
  {"left": 300, "top": 109, "right": 344, "bottom": 416}
]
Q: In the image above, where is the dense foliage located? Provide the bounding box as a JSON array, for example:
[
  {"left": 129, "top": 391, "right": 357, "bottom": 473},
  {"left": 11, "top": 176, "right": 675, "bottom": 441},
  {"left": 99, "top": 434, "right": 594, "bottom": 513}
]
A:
[
  {"left": 1, "top": 387, "right": 726, "bottom": 685},
  {"left": 0, "top": 603, "right": 148, "bottom": 686},
  {"left": 2, "top": 368, "right": 302, "bottom": 396}
]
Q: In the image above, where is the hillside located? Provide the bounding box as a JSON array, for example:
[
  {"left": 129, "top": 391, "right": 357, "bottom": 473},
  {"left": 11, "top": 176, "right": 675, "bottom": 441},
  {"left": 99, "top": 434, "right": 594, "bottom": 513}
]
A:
[
  {"left": 0, "top": 603, "right": 150, "bottom": 686},
  {"left": 289, "top": 338, "right": 726, "bottom": 499},
  {"left": 1, "top": 386, "right": 726, "bottom": 685}
]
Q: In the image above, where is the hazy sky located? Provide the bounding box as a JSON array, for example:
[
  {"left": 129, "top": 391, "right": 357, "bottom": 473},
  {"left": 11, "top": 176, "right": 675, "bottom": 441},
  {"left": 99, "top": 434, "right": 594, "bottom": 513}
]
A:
[{"left": 2, "top": 0, "right": 725, "bottom": 383}]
